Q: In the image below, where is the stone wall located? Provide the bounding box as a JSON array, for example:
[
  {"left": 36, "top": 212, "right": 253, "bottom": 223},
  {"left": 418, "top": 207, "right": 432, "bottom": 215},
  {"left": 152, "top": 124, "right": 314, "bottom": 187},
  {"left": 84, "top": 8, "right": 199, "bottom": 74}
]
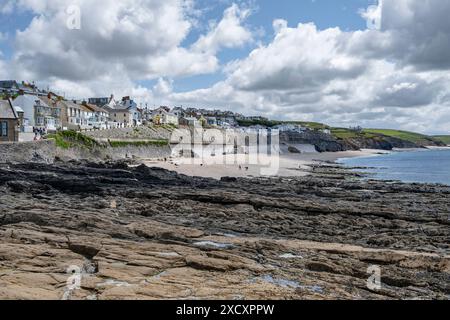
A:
[
  {"left": 84, "top": 126, "right": 173, "bottom": 141},
  {"left": 0, "top": 139, "right": 172, "bottom": 164},
  {"left": 0, "top": 140, "right": 56, "bottom": 164},
  {"left": 55, "top": 144, "right": 172, "bottom": 161}
]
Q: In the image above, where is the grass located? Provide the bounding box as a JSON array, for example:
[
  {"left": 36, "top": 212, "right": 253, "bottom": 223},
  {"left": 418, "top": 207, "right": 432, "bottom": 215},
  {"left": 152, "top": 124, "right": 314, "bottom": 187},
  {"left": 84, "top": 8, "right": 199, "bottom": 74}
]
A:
[
  {"left": 46, "top": 133, "right": 71, "bottom": 149},
  {"left": 362, "top": 129, "right": 439, "bottom": 145},
  {"left": 237, "top": 119, "right": 283, "bottom": 128},
  {"left": 284, "top": 121, "right": 330, "bottom": 130},
  {"left": 1, "top": 93, "right": 19, "bottom": 100},
  {"left": 109, "top": 140, "right": 169, "bottom": 148},
  {"left": 434, "top": 135, "right": 450, "bottom": 145},
  {"left": 331, "top": 127, "right": 444, "bottom": 146},
  {"left": 331, "top": 128, "right": 379, "bottom": 140},
  {"left": 237, "top": 119, "right": 329, "bottom": 130},
  {"left": 46, "top": 130, "right": 101, "bottom": 149},
  {"left": 47, "top": 130, "right": 170, "bottom": 149}
]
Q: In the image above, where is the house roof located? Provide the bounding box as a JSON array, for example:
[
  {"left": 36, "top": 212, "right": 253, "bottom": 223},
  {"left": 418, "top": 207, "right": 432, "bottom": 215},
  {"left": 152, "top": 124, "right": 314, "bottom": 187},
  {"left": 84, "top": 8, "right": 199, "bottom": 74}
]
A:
[
  {"left": 14, "top": 106, "right": 24, "bottom": 113},
  {"left": 79, "top": 104, "right": 93, "bottom": 112},
  {"left": 83, "top": 103, "right": 108, "bottom": 113},
  {"left": 39, "top": 96, "right": 60, "bottom": 109},
  {"left": 13, "top": 94, "right": 51, "bottom": 108},
  {"left": 109, "top": 108, "right": 132, "bottom": 113},
  {"left": 56, "top": 99, "right": 84, "bottom": 110},
  {"left": 153, "top": 106, "right": 170, "bottom": 112},
  {"left": 0, "top": 99, "right": 18, "bottom": 119}
]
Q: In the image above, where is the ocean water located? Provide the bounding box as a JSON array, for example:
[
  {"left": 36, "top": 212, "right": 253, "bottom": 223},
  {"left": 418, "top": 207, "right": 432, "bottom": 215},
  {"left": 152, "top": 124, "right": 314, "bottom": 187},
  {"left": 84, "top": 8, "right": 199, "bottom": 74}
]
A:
[{"left": 337, "top": 148, "right": 450, "bottom": 186}]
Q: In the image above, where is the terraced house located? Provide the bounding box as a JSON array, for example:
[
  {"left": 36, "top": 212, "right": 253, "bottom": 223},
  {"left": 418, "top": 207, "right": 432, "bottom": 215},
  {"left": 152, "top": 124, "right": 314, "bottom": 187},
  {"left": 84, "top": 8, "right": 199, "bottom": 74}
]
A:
[
  {"left": 13, "top": 94, "right": 61, "bottom": 132},
  {"left": 0, "top": 99, "right": 19, "bottom": 142},
  {"left": 83, "top": 103, "right": 110, "bottom": 129},
  {"left": 103, "top": 96, "right": 141, "bottom": 127},
  {"left": 54, "top": 99, "right": 92, "bottom": 130}
]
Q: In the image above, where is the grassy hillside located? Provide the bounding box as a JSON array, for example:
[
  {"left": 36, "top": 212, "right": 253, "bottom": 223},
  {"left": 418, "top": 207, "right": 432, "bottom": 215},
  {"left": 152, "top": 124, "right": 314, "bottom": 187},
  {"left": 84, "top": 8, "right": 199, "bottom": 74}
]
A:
[
  {"left": 287, "top": 121, "right": 330, "bottom": 130},
  {"left": 363, "top": 129, "right": 441, "bottom": 145},
  {"left": 331, "top": 128, "right": 379, "bottom": 140},
  {"left": 237, "top": 119, "right": 329, "bottom": 130},
  {"left": 434, "top": 135, "right": 450, "bottom": 145},
  {"left": 237, "top": 119, "right": 282, "bottom": 127},
  {"left": 47, "top": 131, "right": 101, "bottom": 149}
]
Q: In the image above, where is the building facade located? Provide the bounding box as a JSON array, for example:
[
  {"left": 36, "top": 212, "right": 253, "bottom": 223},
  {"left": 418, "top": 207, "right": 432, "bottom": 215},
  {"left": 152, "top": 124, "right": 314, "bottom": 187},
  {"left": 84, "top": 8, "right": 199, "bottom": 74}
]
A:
[
  {"left": 0, "top": 99, "right": 19, "bottom": 142},
  {"left": 13, "top": 94, "right": 61, "bottom": 132},
  {"left": 108, "top": 108, "right": 133, "bottom": 126},
  {"left": 84, "top": 103, "right": 110, "bottom": 129}
]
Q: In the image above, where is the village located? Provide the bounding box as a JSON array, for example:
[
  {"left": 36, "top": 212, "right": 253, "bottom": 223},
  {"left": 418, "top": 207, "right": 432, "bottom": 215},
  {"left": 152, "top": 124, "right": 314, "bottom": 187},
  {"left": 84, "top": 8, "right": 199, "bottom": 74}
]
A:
[{"left": 0, "top": 80, "right": 319, "bottom": 144}]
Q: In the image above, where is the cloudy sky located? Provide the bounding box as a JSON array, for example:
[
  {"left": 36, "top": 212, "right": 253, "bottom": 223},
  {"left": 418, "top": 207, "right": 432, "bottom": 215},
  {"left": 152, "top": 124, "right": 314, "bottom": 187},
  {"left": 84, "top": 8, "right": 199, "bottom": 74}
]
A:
[{"left": 0, "top": 0, "right": 449, "bottom": 134}]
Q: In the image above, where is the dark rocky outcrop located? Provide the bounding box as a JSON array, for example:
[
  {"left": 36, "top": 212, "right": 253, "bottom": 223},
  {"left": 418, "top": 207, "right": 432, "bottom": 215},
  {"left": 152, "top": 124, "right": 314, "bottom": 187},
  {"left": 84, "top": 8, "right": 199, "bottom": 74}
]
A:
[
  {"left": 280, "top": 131, "right": 347, "bottom": 152},
  {"left": 280, "top": 130, "right": 445, "bottom": 152},
  {"left": 0, "top": 161, "right": 448, "bottom": 300},
  {"left": 339, "top": 136, "right": 423, "bottom": 150}
]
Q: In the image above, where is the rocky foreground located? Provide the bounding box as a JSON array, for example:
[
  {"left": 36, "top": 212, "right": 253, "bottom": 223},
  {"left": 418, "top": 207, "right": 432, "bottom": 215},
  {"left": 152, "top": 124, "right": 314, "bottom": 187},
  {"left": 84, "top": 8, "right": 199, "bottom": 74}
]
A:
[{"left": 0, "top": 161, "right": 449, "bottom": 300}]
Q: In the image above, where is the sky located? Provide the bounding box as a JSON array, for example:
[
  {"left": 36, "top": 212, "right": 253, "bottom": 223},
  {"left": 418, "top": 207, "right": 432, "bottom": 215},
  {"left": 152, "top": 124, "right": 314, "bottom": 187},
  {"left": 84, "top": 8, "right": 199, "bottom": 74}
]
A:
[{"left": 0, "top": 0, "right": 449, "bottom": 134}]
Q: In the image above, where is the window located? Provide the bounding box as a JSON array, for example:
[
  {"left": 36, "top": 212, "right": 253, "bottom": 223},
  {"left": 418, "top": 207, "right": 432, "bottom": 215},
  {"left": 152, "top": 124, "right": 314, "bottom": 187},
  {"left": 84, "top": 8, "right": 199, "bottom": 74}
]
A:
[{"left": 1, "top": 121, "right": 8, "bottom": 136}]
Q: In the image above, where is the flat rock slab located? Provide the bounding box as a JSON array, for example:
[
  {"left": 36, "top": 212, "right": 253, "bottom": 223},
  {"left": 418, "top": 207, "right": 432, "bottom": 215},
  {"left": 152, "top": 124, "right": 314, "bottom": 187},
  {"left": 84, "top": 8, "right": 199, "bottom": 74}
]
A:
[{"left": 0, "top": 161, "right": 449, "bottom": 300}]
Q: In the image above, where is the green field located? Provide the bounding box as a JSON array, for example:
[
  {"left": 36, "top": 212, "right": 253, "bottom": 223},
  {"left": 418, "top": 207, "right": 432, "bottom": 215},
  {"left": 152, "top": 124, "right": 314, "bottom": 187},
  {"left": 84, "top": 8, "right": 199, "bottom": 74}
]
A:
[
  {"left": 362, "top": 129, "right": 440, "bottom": 145},
  {"left": 331, "top": 128, "right": 378, "bottom": 140},
  {"left": 286, "top": 121, "right": 330, "bottom": 130},
  {"left": 237, "top": 119, "right": 329, "bottom": 130},
  {"left": 434, "top": 135, "right": 450, "bottom": 145}
]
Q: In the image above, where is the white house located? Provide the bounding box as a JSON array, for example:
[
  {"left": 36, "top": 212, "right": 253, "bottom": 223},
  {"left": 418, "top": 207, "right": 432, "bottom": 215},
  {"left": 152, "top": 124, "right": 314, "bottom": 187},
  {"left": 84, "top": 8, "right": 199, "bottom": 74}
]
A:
[
  {"left": 162, "top": 113, "right": 179, "bottom": 126},
  {"left": 152, "top": 108, "right": 179, "bottom": 126},
  {"left": 13, "top": 94, "right": 61, "bottom": 131},
  {"left": 84, "top": 103, "right": 110, "bottom": 129},
  {"left": 273, "top": 124, "right": 307, "bottom": 133},
  {"left": 180, "top": 117, "right": 200, "bottom": 127}
]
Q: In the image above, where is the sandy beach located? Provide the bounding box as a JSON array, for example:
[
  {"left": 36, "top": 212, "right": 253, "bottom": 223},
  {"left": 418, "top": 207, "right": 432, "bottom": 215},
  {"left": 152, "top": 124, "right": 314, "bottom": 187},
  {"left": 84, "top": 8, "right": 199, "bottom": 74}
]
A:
[{"left": 143, "top": 149, "right": 387, "bottom": 179}]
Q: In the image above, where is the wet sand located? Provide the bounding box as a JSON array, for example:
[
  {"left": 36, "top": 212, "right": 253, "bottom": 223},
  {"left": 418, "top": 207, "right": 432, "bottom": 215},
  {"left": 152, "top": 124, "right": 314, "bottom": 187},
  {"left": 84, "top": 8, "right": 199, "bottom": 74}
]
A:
[{"left": 144, "top": 149, "right": 387, "bottom": 179}]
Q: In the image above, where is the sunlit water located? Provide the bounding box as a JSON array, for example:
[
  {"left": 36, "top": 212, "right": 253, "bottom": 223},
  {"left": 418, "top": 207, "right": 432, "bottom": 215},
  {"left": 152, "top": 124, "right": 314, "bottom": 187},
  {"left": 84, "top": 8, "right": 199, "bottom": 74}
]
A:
[{"left": 337, "top": 148, "right": 450, "bottom": 185}]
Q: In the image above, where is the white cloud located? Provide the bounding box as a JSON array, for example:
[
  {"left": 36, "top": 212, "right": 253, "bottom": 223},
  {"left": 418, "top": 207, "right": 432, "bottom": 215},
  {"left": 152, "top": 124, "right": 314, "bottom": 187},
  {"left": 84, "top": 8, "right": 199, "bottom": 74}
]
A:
[
  {"left": 7, "top": 1, "right": 252, "bottom": 88},
  {"left": 153, "top": 78, "right": 173, "bottom": 96},
  {"left": 192, "top": 3, "right": 253, "bottom": 54},
  {"left": 11, "top": 0, "right": 197, "bottom": 81},
  {"left": 3, "top": 0, "right": 450, "bottom": 133},
  {"left": 158, "top": 0, "right": 450, "bottom": 133},
  {"left": 354, "top": 0, "right": 450, "bottom": 70}
]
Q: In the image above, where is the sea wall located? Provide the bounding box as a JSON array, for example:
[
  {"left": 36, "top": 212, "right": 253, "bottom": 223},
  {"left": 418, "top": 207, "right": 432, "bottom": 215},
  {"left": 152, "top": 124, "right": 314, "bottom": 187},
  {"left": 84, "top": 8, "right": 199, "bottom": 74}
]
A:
[
  {"left": 0, "top": 139, "right": 171, "bottom": 164},
  {"left": 84, "top": 126, "right": 173, "bottom": 141},
  {"left": 0, "top": 140, "right": 57, "bottom": 164},
  {"left": 55, "top": 144, "right": 172, "bottom": 161}
]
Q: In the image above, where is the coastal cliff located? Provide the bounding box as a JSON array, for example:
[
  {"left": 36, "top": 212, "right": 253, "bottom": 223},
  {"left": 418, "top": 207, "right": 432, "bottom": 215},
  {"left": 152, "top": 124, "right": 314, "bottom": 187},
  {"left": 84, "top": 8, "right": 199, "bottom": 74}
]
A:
[{"left": 280, "top": 128, "right": 445, "bottom": 153}]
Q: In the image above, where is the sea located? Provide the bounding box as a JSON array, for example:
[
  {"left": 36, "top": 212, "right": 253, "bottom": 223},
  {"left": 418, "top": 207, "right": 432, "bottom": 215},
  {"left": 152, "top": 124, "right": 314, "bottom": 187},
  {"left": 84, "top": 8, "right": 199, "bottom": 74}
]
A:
[{"left": 337, "top": 148, "right": 450, "bottom": 186}]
